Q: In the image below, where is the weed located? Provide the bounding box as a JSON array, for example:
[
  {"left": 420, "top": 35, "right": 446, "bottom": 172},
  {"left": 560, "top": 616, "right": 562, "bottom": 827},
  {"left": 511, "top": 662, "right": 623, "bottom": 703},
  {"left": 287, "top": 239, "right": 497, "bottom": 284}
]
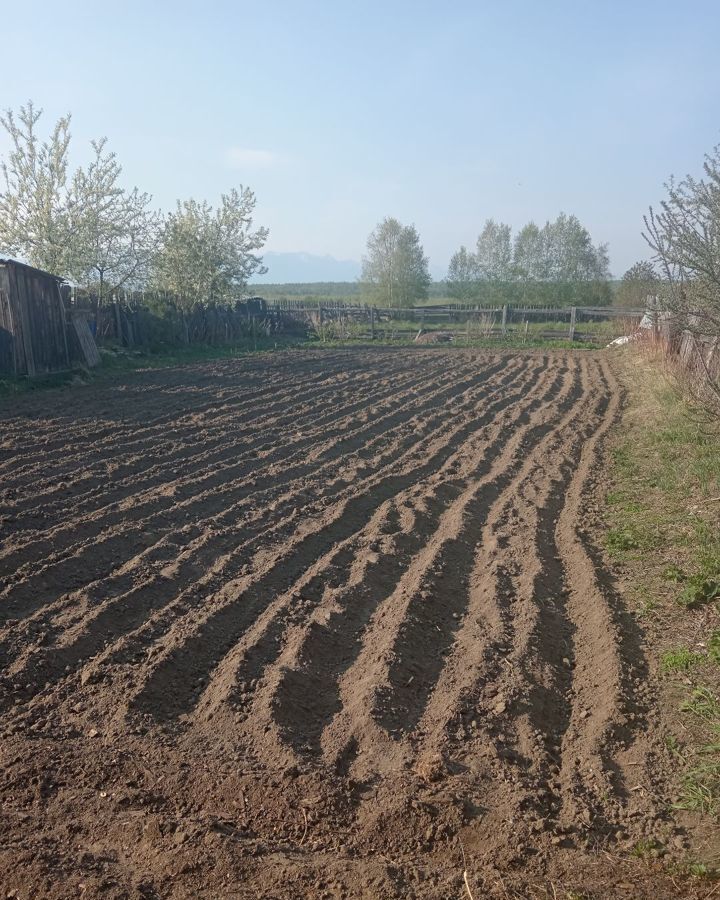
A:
[
  {"left": 684, "top": 861, "right": 720, "bottom": 879},
  {"left": 680, "top": 687, "right": 720, "bottom": 725},
  {"left": 605, "top": 489, "right": 624, "bottom": 505},
  {"left": 677, "top": 574, "right": 720, "bottom": 609},
  {"left": 673, "top": 762, "right": 720, "bottom": 816},
  {"left": 606, "top": 526, "right": 640, "bottom": 553},
  {"left": 668, "top": 860, "right": 720, "bottom": 878},
  {"left": 661, "top": 648, "right": 703, "bottom": 673},
  {"left": 709, "top": 630, "right": 720, "bottom": 664},
  {"left": 631, "top": 837, "right": 664, "bottom": 857},
  {"left": 636, "top": 585, "right": 659, "bottom": 618},
  {"left": 662, "top": 564, "right": 686, "bottom": 583},
  {"left": 611, "top": 443, "right": 637, "bottom": 475},
  {"left": 664, "top": 734, "right": 685, "bottom": 759}
]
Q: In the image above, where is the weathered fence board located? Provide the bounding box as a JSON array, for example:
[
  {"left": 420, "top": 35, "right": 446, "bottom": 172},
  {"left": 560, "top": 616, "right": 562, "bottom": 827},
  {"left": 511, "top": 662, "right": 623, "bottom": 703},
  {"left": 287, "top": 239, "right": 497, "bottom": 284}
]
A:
[
  {"left": 0, "top": 259, "right": 70, "bottom": 376},
  {"left": 71, "top": 314, "right": 101, "bottom": 368}
]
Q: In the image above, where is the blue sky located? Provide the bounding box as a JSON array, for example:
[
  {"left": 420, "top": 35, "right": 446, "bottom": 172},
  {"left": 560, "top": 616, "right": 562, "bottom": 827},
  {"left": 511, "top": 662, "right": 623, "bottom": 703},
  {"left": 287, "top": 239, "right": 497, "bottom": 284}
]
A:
[{"left": 1, "top": 0, "right": 719, "bottom": 279}]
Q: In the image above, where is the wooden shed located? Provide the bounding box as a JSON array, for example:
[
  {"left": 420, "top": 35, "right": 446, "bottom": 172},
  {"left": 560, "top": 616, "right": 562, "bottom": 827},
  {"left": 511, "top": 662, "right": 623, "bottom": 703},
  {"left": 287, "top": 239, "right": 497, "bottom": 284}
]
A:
[{"left": 0, "top": 258, "right": 71, "bottom": 376}]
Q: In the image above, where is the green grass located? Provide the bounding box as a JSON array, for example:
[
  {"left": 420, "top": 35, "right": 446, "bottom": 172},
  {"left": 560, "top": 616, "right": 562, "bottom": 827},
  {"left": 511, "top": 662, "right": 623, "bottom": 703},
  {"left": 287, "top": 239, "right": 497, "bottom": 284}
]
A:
[
  {"left": 661, "top": 648, "right": 704, "bottom": 673},
  {"left": 0, "top": 370, "right": 82, "bottom": 396},
  {"left": 674, "top": 761, "right": 720, "bottom": 816},
  {"left": 668, "top": 859, "right": 720, "bottom": 879},
  {"left": 310, "top": 333, "right": 587, "bottom": 351},
  {"left": 677, "top": 574, "right": 720, "bottom": 609},
  {"left": 709, "top": 630, "right": 720, "bottom": 664},
  {"left": 96, "top": 335, "right": 305, "bottom": 371},
  {"left": 631, "top": 837, "right": 665, "bottom": 858},
  {"left": 680, "top": 688, "right": 720, "bottom": 727},
  {"left": 606, "top": 352, "right": 720, "bottom": 844},
  {"left": 605, "top": 376, "right": 720, "bottom": 589},
  {"left": 665, "top": 734, "right": 685, "bottom": 758},
  {"left": 606, "top": 525, "right": 643, "bottom": 553}
]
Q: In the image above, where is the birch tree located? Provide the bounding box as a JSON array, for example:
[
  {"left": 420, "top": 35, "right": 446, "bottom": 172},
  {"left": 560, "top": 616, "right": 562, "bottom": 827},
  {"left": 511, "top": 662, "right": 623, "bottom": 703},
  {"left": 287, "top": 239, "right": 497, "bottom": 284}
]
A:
[
  {"left": 0, "top": 101, "right": 72, "bottom": 274},
  {"left": 445, "top": 245, "right": 479, "bottom": 302},
  {"left": 513, "top": 222, "right": 546, "bottom": 282},
  {"left": 616, "top": 261, "right": 658, "bottom": 309},
  {"left": 475, "top": 219, "right": 513, "bottom": 282},
  {"left": 0, "top": 102, "right": 158, "bottom": 297},
  {"left": 361, "top": 217, "right": 430, "bottom": 307},
  {"left": 68, "top": 139, "right": 158, "bottom": 303}
]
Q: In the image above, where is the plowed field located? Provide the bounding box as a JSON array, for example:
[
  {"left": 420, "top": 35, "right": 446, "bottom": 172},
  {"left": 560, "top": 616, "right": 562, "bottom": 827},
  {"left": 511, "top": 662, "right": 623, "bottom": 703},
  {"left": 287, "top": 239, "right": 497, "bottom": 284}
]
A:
[{"left": 0, "top": 349, "right": 686, "bottom": 898}]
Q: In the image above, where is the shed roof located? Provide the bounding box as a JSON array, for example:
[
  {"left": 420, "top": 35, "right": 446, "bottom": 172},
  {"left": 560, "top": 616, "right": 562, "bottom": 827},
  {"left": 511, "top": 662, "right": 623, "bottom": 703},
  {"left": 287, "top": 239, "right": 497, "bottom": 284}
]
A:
[{"left": 0, "top": 257, "right": 65, "bottom": 282}]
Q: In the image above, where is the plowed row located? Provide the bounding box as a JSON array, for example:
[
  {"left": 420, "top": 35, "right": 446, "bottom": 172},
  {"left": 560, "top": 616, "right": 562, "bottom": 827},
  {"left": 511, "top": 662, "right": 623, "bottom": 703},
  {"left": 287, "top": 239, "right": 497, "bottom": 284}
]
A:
[{"left": 0, "top": 349, "right": 679, "bottom": 898}]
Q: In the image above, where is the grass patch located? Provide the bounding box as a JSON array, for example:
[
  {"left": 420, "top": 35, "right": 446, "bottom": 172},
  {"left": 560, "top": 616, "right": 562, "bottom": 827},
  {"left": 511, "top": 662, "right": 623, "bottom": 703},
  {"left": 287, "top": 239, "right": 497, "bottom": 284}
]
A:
[
  {"left": 661, "top": 648, "right": 703, "bottom": 673},
  {"left": 709, "top": 630, "right": 720, "bottom": 664},
  {"left": 669, "top": 860, "right": 720, "bottom": 879},
  {"left": 674, "top": 761, "right": 720, "bottom": 816},
  {"left": 0, "top": 370, "right": 82, "bottom": 396},
  {"left": 312, "top": 334, "right": 594, "bottom": 351},
  {"left": 677, "top": 575, "right": 720, "bottom": 610},
  {"left": 631, "top": 837, "right": 665, "bottom": 858},
  {"left": 606, "top": 350, "right": 720, "bottom": 856},
  {"left": 606, "top": 525, "right": 642, "bottom": 553},
  {"left": 680, "top": 688, "right": 720, "bottom": 727},
  {"left": 606, "top": 359, "right": 720, "bottom": 589},
  {"left": 96, "top": 336, "right": 306, "bottom": 373}
]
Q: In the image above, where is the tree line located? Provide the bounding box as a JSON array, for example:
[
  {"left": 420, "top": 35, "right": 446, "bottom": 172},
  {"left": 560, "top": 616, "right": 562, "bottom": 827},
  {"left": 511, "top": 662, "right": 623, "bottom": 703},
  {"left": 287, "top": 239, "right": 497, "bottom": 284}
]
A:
[
  {"left": 361, "top": 214, "right": 613, "bottom": 308},
  {"left": 0, "top": 102, "right": 268, "bottom": 309},
  {"left": 6, "top": 100, "right": 699, "bottom": 323}
]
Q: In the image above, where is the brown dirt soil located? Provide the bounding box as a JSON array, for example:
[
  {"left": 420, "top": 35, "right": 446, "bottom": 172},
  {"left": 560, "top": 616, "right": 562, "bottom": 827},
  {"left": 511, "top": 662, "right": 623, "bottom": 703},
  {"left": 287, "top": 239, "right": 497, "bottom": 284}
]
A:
[{"left": 0, "top": 348, "right": 707, "bottom": 898}]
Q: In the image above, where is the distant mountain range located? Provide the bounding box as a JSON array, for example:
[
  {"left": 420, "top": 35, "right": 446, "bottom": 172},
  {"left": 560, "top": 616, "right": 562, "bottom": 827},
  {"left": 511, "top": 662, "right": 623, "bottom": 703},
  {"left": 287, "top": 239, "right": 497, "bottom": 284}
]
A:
[{"left": 253, "top": 252, "right": 362, "bottom": 283}]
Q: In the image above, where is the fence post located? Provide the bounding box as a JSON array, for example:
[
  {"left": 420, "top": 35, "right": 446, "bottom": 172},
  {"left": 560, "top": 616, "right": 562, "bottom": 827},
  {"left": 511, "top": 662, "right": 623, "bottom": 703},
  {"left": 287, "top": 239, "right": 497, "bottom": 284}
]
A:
[
  {"left": 501, "top": 304, "right": 508, "bottom": 334},
  {"left": 319, "top": 305, "right": 324, "bottom": 342},
  {"left": 569, "top": 306, "right": 577, "bottom": 342},
  {"left": 113, "top": 301, "right": 123, "bottom": 345},
  {"left": 370, "top": 305, "right": 375, "bottom": 340}
]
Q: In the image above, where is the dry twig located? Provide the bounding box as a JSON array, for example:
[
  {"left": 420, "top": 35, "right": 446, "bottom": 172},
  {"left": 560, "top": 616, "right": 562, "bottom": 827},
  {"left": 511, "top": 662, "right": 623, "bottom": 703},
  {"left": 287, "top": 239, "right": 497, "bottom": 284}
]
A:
[
  {"left": 299, "top": 807, "right": 309, "bottom": 846},
  {"left": 460, "top": 840, "right": 475, "bottom": 900}
]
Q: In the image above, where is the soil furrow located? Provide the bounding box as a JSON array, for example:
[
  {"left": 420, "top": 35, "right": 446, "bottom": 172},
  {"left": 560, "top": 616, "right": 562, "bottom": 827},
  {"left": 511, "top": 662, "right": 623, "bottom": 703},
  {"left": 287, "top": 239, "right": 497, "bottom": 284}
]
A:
[
  {"left": 0, "top": 359, "right": 429, "bottom": 540},
  {"left": 0, "top": 357, "right": 362, "bottom": 479},
  {"left": 0, "top": 358, "right": 458, "bottom": 569},
  {"left": 0, "top": 357, "right": 526, "bottom": 704},
  {"left": 192, "top": 359, "right": 557, "bottom": 733},
  {"left": 125, "top": 358, "right": 542, "bottom": 722},
  {"left": 0, "top": 357, "right": 503, "bottom": 618},
  {"left": 317, "top": 358, "right": 588, "bottom": 777},
  {"left": 261, "top": 360, "right": 566, "bottom": 758},
  {"left": 0, "top": 357, "right": 433, "bottom": 526}
]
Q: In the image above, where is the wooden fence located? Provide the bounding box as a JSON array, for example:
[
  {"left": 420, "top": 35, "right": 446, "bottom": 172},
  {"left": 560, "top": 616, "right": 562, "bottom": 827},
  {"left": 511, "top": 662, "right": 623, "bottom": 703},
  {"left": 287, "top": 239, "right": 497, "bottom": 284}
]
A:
[
  {"left": 276, "top": 303, "right": 645, "bottom": 345},
  {"left": 67, "top": 291, "right": 295, "bottom": 352},
  {"left": 676, "top": 328, "right": 720, "bottom": 412}
]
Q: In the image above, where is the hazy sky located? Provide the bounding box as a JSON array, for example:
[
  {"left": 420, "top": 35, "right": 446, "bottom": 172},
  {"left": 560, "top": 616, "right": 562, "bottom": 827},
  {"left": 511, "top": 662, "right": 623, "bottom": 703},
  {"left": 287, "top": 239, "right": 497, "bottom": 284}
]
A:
[{"left": 2, "top": 0, "right": 719, "bottom": 277}]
